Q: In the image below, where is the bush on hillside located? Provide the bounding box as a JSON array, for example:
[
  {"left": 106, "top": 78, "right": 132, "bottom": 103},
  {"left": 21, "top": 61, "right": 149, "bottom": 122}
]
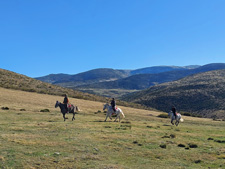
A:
[
  {"left": 158, "top": 113, "right": 169, "bottom": 118},
  {"left": 183, "top": 112, "right": 191, "bottom": 116},
  {"left": 1, "top": 107, "right": 9, "bottom": 110},
  {"left": 40, "top": 109, "right": 50, "bottom": 112}
]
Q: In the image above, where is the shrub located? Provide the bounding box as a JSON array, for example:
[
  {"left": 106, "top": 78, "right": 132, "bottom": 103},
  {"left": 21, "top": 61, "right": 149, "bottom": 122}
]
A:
[
  {"left": 194, "top": 160, "right": 201, "bottom": 164},
  {"left": 214, "top": 139, "right": 225, "bottom": 143},
  {"left": 183, "top": 112, "right": 191, "bottom": 116},
  {"left": 40, "top": 109, "right": 50, "bottom": 112},
  {"left": 1, "top": 107, "right": 9, "bottom": 110},
  {"left": 160, "top": 144, "right": 167, "bottom": 149},
  {"left": 178, "top": 144, "right": 186, "bottom": 147},
  {"left": 158, "top": 113, "right": 169, "bottom": 118},
  {"left": 207, "top": 138, "right": 214, "bottom": 140},
  {"left": 133, "top": 141, "right": 138, "bottom": 144},
  {"left": 170, "top": 134, "right": 176, "bottom": 138},
  {"left": 188, "top": 143, "right": 198, "bottom": 148}
]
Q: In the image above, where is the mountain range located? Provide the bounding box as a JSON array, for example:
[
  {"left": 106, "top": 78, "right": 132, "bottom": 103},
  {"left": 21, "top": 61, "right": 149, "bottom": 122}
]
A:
[{"left": 36, "top": 63, "right": 225, "bottom": 98}]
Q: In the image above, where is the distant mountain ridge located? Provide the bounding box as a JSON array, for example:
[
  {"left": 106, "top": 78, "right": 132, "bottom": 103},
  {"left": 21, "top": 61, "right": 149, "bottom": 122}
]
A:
[
  {"left": 73, "top": 63, "right": 225, "bottom": 97},
  {"left": 36, "top": 68, "right": 131, "bottom": 87},
  {"left": 130, "top": 65, "right": 199, "bottom": 75},
  {"left": 36, "top": 65, "right": 201, "bottom": 96}
]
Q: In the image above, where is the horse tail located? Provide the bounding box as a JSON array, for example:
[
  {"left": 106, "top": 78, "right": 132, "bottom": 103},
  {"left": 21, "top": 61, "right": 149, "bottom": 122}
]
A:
[
  {"left": 76, "top": 106, "right": 80, "bottom": 112},
  {"left": 120, "top": 109, "right": 125, "bottom": 118}
]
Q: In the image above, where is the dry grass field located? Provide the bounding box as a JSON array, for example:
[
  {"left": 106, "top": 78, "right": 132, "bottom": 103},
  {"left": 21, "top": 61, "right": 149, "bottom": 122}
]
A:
[{"left": 0, "top": 87, "right": 225, "bottom": 169}]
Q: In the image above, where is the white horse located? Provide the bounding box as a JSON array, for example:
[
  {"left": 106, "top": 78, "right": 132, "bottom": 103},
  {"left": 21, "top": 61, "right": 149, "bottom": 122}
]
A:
[
  {"left": 103, "top": 103, "right": 125, "bottom": 122},
  {"left": 168, "top": 111, "right": 184, "bottom": 126}
]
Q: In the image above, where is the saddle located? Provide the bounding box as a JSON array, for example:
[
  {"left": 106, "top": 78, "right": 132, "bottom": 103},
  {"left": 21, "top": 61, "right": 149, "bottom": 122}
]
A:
[
  {"left": 67, "top": 104, "right": 72, "bottom": 113},
  {"left": 112, "top": 107, "right": 118, "bottom": 115}
]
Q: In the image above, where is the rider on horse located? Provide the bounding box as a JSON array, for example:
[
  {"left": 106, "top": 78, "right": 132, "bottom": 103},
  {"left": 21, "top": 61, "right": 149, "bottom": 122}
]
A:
[
  {"left": 111, "top": 98, "right": 116, "bottom": 113},
  {"left": 171, "top": 106, "right": 177, "bottom": 118},
  {"left": 63, "top": 94, "right": 69, "bottom": 113}
]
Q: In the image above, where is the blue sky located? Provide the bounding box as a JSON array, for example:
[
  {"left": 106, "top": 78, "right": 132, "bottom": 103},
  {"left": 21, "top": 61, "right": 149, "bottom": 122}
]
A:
[{"left": 1, "top": 0, "right": 225, "bottom": 77}]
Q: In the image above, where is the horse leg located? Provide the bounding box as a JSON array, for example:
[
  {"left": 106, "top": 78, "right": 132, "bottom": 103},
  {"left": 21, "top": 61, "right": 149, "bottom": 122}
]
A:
[
  {"left": 114, "top": 115, "right": 118, "bottom": 122},
  {"left": 104, "top": 114, "right": 108, "bottom": 122},
  {"left": 63, "top": 113, "right": 66, "bottom": 121},
  {"left": 72, "top": 113, "right": 75, "bottom": 121},
  {"left": 109, "top": 111, "right": 112, "bottom": 120}
]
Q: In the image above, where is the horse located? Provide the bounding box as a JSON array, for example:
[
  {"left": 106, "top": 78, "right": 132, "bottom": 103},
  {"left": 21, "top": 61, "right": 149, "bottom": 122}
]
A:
[
  {"left": 168, "top": 111, "right": 184, "bottom": 126},
  {"left": 103, "top": 103, "right": 125, "bottom": 122},
  {"left": 55, "top": 101, "right": 79, "bottom": 121}
]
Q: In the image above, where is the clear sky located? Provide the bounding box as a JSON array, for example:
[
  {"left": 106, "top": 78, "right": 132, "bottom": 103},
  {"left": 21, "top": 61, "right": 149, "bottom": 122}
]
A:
[{"left": 1, "top": 0, "right": 225, "bottom": 77}]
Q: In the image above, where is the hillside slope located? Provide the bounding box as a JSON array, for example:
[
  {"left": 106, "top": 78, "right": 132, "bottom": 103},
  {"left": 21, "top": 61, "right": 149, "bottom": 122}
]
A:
[
  {"left": 0, "top": 68, "right": 147, "bottom": 109},
  {"left": 0, "top": 68, "right": 105, "bottom": 101},
  {"left": 122, "top": 69, "right": 225, "bottom": 119},
  {"left": 1, "top": 87, "right": 225, "bottom": 168}
]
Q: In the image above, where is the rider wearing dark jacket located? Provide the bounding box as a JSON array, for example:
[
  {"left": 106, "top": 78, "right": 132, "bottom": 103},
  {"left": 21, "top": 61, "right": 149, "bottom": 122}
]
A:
[
  {"left": 171, "top": 106, "right": 177, "bottom": 118},
  {"left": 63, "top": 94, "right": 69, "bottom": 112},
  {"left": 111, "top": 98, "right": 116, "bottom": 112}
]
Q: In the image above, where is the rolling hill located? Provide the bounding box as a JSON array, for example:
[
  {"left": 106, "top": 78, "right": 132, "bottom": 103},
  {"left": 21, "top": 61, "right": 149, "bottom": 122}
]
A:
[
  {"left": 0, "top": 68, "right": 145, "bottom": 109},
  {"left": 122, "top": 69, "right": 225, "bottom": 119},
  {"left": 0, "top": 68, "right": 103, "bottom": 101}
]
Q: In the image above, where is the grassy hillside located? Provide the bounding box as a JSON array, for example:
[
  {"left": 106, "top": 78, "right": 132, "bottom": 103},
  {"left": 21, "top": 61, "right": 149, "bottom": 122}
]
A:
[
  {"left": 123, "top": 69, "right": 225, "bottom": 119},
  {"left": 0, "top": 68, "right": 104, "bottom": 101},
  {"left": 0, "top": 87, "right": 225, "bottom": 168},
  {"left": 0, "top": 68, "right": 146, "bottom": 110}
]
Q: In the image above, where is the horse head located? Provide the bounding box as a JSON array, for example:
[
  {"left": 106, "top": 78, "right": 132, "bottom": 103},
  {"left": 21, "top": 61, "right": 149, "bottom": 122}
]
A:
[
  {"left": 103, "top": 103, "right": 109, "bottom": 111},
  {"left": 55, "top": 101, "right": 59, "bottom": 108},
  {"left": 168, "top": 111, "right": 173, "bottom": 117}
]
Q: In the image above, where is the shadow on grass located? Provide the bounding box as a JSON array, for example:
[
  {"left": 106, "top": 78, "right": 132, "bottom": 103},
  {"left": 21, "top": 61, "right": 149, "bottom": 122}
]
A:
[{"left": 93, "top": 120, "right": 113, "bottom": 122}]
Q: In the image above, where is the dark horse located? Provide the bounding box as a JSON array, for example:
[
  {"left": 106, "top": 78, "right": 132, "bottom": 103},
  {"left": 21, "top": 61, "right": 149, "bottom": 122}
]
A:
[{"left": 55, "top": 101, "right": 79, "bottom": 121}]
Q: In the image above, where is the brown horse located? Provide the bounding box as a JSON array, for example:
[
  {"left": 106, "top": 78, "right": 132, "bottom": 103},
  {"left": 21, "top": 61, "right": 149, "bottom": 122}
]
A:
[{"left": 55, "top": 101, "right": 79, "bottom": 121}]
